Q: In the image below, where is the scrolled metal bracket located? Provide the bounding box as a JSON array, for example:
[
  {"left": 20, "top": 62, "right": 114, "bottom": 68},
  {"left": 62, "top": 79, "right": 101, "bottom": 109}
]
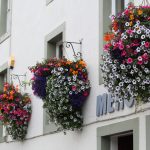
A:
[
  {"left": 10, "top": 73, "right": 27, "bottom": 89},
  {"left": 63, "top": 39, "right": 83, "bottom": 59}
]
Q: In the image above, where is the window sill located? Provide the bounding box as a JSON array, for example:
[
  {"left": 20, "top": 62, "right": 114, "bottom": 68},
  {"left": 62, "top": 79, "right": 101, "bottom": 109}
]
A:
[
  {"left": 0, "top": 33, "right": 10, "bottom": 44},
  {"left": 46, "top": 0, "right": 54, "bottom": 6}
]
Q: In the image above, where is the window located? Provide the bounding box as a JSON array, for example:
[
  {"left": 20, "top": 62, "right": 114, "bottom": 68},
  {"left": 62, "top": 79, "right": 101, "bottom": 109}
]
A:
[
  {"left": 97, "top": 118, "right": 139, "bottom": 150},
  {"left": 44, "top": 23, "right": 65, "bottom": 134},
  {"left": 0, "top": 65, "right": 7, "bottom": 143},
  {"left": 47, "top": 33, "right": 64, "bottom": 59}
]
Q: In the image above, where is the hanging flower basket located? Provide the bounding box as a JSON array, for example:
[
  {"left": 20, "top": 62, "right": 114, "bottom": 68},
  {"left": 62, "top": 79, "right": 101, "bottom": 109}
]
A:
[
  {"left": 0, "top": 83, "right": 32, "bottom": 141},
  {"left": 29, "top": 58, "right": 90, "bottom": 131},
  {"left": 101, "top": 3, "right": 150, "bottom": 103}
]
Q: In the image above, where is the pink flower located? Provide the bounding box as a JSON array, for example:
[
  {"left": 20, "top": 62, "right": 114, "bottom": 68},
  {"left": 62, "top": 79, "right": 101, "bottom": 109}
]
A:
[
  {"left": 138, "top": 61, "right": 143, "bottom": 65},
  {"left": 134, "top": 51, "right": 138, "bottom": 55},
  {"left": 119, "top": 44, "right": 124, "bottom": 50},
  {"left": 0, "top": 115, "right": 4, "bottom": 121},
  {"left": 104, "top": 43, "right": 111, "bottom": 52},
  {"left": 31, "top": 77, "right": 35, "bottom": 80},
  {"left": 126, "top": 45, "right": 130, "bottom": 48},
  {"left": 145, "top": 42, "right": 150, "bottom": 48},
  {"left": 124, "top": 9, "right": 129, "bottom": 15},
  {"left": 127, "top": 29, "right": 133, "bottom": 35},
  {"left": 138, "top": 56, "right": 143, "bottom": 61},
  {"left": 142, "top": 53, "right": 149, "bottom": 61},
  {"left": 121, "top": 51, "right": 127, "bottom": 56},
  {"left": 127, "top": 58, "right": 133, "bottom": 64},
  {"left": 72, "top": 86, "right": 77, "bottom": 91},
  {"left": 83, "top": 91, "right": 89, "bottom": 97},
  {"left": 43, "top": 68, "right": 49, "bottom": 71}
]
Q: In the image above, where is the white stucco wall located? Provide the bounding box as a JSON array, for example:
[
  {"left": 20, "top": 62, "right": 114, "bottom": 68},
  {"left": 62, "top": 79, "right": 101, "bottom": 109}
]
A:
[{"left": 0, "top": 0, "right": 149, "bottom": 150}]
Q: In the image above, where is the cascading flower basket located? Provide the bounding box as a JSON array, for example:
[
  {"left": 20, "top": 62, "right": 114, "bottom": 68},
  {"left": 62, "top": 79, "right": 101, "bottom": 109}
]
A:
[
  {"left": 101, "top": 3, "right": 150, "bottom": 103},
  {"left": 0, "top": 83, "right": 32, "bottom": 141},
  {"left": 29, "top": 58, "right": 90, "bottom": 131}
]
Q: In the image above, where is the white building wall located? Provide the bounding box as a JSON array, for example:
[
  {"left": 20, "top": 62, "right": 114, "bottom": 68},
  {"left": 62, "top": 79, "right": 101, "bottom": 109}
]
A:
[{"left": 0, "top": 0, "right": 149, "bottom": 150}]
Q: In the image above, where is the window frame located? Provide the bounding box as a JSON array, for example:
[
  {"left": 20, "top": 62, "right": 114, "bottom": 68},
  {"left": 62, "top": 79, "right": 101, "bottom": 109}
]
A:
[
  {"left": 43, "top": 22, "right": 66, "bottom": 134},
  {"left": 97, "top": 118, "right": 139, "bottom": 150},
  {"left": 0, "top": 0, "right": 12, "bottom": 44}
]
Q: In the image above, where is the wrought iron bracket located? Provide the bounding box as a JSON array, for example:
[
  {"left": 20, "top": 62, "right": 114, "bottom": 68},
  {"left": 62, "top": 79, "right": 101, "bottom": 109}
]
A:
[
  {"left": 10, "top": 73, "right": 27, "bottom": 89},
  {"left": 63, "top": 39, "right": 83, "bottom": 59}
]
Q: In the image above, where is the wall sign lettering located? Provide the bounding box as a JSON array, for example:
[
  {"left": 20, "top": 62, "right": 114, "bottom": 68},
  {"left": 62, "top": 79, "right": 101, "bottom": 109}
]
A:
[{"left": 96, "top": 93, "right": 134, "bottom": 117}]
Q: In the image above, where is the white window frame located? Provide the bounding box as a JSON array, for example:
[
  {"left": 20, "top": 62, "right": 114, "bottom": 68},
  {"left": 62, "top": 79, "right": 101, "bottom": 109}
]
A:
[{"left": 0, "top": 0, "right": 12, "bottom": 44}]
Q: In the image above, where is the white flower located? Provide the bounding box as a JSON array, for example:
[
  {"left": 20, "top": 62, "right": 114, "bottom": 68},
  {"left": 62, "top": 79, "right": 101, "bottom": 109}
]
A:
[
  {"left": 136, "top": 77, "right": 141, "bottom": 82},
  {"left": 132, "top": 80, "right": 136, "bottom": 84},
  {"left": 144, "top": 68, "right": 149, "bottom": 73},
  {"left": 81, "top": 86, "right": 85, "bottom": 90},
  {"left": 141, "top": 41, "right": 145, "bottom": 45},
  {"left": 123, "top": 35, "right": 128, "bottom": 39},
  {"left": 120, "top": 64, "right": 125, "bottom": 69},
  {"left": 141, "top": 35, "right": 145, "bottom": 39},
  {"left": 125, "top": 22, "right": 130, "bottom": 26},
  {"left": 134, "top": 24, "right": 139, "bottom": 28},
  {"left": 137, "top": 30, "right": 141, "bottom": 34},
  {"left": 136, "top": 47, "right": 141, "bottom": 52},
  {"left": 146, "top": 29, "right": 150, "bottom": 34},
  {"left": 130, "top": 70, "right": 134, "bottom": 74},
  {"left": 119, "top": 82, "right": 123, "bottom": 87},
  {"left": 136, "top": 20, "right": 140, "bottom": 24},
  {"left": 69, "top": 91, "right": 72, "bottom": 95},
  {"left": 67, "top": 77, "right": 71, "bottom": 81}
]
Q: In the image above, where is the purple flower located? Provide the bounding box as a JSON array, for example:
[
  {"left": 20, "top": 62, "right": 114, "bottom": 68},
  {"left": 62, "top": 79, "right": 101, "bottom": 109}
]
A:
[{"left": 32, "top": 75, "right": 47, "bottom": 99}]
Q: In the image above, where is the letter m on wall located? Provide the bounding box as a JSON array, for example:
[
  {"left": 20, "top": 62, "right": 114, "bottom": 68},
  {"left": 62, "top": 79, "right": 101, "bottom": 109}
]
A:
[{"left": 96, "top": 93, "right": 107, "bottom": 117}]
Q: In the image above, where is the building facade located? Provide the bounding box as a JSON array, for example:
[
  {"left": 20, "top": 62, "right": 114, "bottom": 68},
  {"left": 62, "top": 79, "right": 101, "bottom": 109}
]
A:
[{"left": 0, "top": 0, "right": 149, "bottom": 150}]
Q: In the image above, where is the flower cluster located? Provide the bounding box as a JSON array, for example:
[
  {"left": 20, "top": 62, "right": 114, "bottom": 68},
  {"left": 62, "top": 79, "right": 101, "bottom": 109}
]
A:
[
  {"left": 101, "top": 3, "right": 150, "bottom": 103},
  {"left": 30, "top": 58, "right": 90, "bottom": 131},
  {"left": 29, "top": 59, "right": 58, "bottom": 98},
  {"left": 0, "top": 83, "right": 32, "bottom": 141}
]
